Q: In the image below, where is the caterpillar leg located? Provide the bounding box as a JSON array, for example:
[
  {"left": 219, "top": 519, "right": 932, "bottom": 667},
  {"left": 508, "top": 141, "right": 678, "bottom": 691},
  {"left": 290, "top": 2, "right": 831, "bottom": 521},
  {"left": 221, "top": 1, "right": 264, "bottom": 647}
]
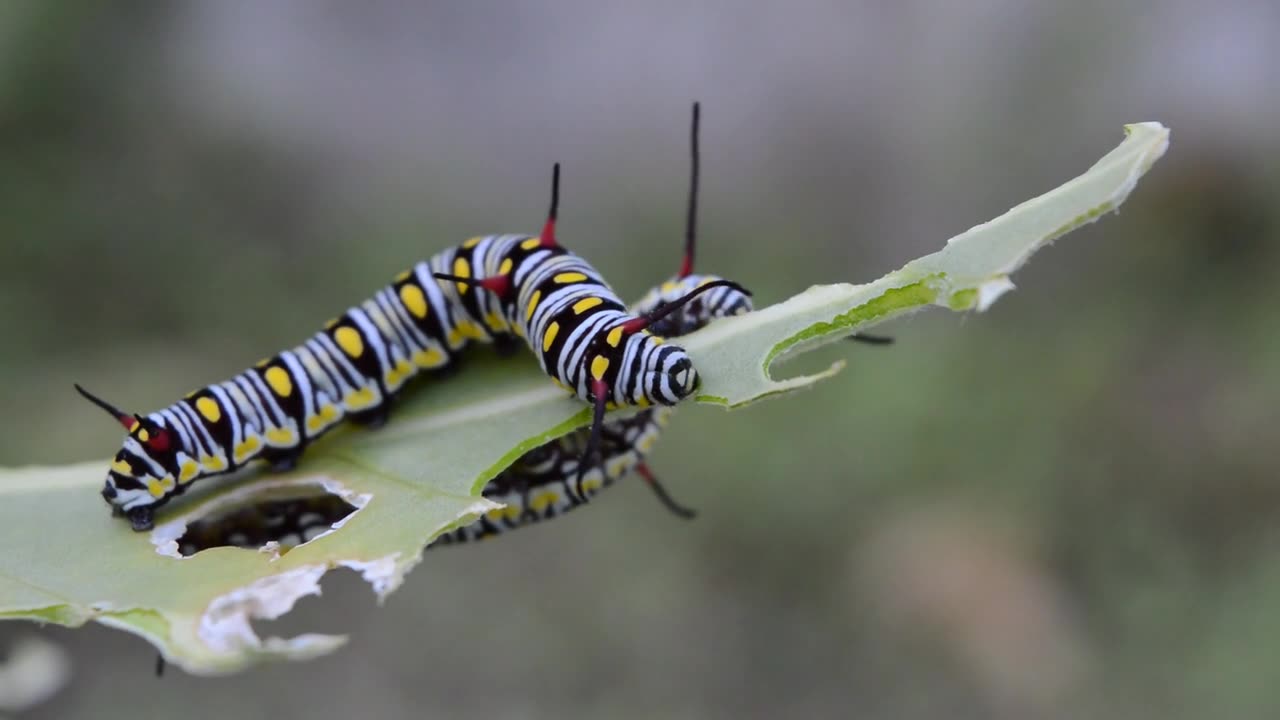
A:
[
  {"left": 635, "top": 463, "right": 697, "bottom": 519},
  {"left": 261, "top": 449, "right": 302, "bottom": 473},
  {"left": 493, "top": 334, "right": 522, "bottom": 357},
  {"left": 127, "top": 506, "right": 155, "bottom": 532},
  {"left": 348, "top": 406, "right": 391, "bottom": 429},
  {"left": 574, "top": 378, "right": 611, "bottom": 501}
]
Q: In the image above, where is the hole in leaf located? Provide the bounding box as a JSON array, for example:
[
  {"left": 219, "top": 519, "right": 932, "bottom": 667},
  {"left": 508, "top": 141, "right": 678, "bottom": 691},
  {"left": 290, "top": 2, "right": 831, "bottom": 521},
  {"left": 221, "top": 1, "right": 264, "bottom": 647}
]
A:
[{"left": 175, "top": 486, "right": 358, "bottom": 557}]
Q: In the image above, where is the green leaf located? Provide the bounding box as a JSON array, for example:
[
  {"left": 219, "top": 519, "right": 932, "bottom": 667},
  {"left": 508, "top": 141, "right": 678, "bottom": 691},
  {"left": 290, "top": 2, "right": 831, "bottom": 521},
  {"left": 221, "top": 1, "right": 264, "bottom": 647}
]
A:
[{"left": 0, "top": 122, "right": 1169, "bottom": 674}]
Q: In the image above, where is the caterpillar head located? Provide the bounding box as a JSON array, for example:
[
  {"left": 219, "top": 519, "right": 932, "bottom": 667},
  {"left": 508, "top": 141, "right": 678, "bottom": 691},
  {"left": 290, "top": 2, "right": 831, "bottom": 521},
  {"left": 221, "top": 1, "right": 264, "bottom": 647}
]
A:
[
  {"left": 660, "top": 350, "right": 699, "bottom": 403},
  {"left": 75, "top": 384, "right": 178, "bottom": 531}
]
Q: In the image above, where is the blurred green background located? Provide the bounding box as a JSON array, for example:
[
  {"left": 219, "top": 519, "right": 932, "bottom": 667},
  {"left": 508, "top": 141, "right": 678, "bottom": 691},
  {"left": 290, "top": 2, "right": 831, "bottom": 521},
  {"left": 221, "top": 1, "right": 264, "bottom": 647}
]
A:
[{"left": 2, "top": 1, "right": 1278, "bottom": 718}]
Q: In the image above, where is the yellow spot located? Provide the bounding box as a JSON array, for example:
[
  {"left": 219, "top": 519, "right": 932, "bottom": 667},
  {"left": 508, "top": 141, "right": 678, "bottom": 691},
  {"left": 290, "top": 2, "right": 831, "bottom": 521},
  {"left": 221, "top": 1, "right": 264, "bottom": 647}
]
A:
[
  {"left": 394, "top": 269, "right": 411, "bottom": 282},
  {"left": 606, "top": 326, "right": 624, "bottom": 347},
  {"left": 334, "top": 326, "right": 364, "bottom": 358},
  {"left": 591, "top": 355, "right": 609, "bottom": 380},
  {"left": 582, "top": 476, "right": 603, "bottom": 494},
  {"left": 638, "top": 433, "right": 657, "bottom": 452},
  {"left": 525, "top": 290, "right": 541, "bottom": 321},
  {"left": 400, "top": 284, "right": 428, "bottom": 319},
  {"left": 498, "top": 258, "right": 513, "bottom": 275},
  {"left": 179, "top": 460, "right": 200, "bottom": 483},
  {"left": 452, "top": 257, "right": 471, "bottom": 294},
  {"left": 607, "top": 455, "right": 631, "bottom": 477},
  {"left": 458, "top": 321, "right": 486, "bottom": 339},
  {"left": 184, "top": 389, "right": 198, "bottom": 399},
  {"left": 486, "top": 505, "right": 520, "bottom": 523},
  {"left": 635, "top": 396, "right": 651, "bottom": 408},
  {"left": 413, "top": 348, "right": 446, "bottom": 368},
  {"left": 234, "top": 435, "right": 261, "bottom": 463},
  {"left": 202, "top": 455, "right": 227, "bottom": 473},
  {"left": 344, "top": 386, "right": 377, "bottom": 410},
  {"left": 554, "top": 272, "right": 587, "bottom": 284},
  {"left": 323, "top": 317, "right": 339, "bottom": 330},
  {"left": 264, "top": 366, "right": 293, "bottom": 397},
  {"left": 384, "top": 359, "right": 415, "bottom": 387},
  {"left": 195, "top": 397, "right": 221, "bottom": 423},
  {"left": 651, "top": 336, "right": 665, "bottom": 345},
  {"left": 542, "top": 322, "right": 560, "bottom": 352},
  {"left": 150, "top": 476, "right": 174, "bottom": 494},
  {"left": 265, "top": 427, "right": 296, "bottom": 445},
  {"left": 573, "top": 296, "right": 603, "bottom": 314},
  {"left": 111, "top": 459, "right": 132, "bottom": 475},
  {"left": 306, "top": 405, "right": 340, "bottom": 433},
  {"left": 484, "top": 310, "right": 509, "bottom": 332},
  {"left": 137, "top": 428, "right": 149, "bottom": 443},
  {"left": 129, "top": 419, "right": 140, "bottom": 433},
  {"left": 531, "top": 491, "right": 559, "bottom": 512},
  {"left": 520, "top": 237, "right": 541, "bottom": 250},
  {"left": 661, "top": 280, "right": 679, "bottom": 292},
  {"left": 462, "top": 236, "right": 482, "bottom": 249}
]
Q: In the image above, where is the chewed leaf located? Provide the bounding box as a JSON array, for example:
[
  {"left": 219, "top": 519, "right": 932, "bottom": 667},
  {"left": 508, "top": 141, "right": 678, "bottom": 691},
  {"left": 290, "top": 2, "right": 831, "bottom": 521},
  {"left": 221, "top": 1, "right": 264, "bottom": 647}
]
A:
[
  {"left": 0, "top": 122, "right": 1168, "bottom": 674},
  {"left": 684, "top": 122, "right": 1170, "bottom": 407}
]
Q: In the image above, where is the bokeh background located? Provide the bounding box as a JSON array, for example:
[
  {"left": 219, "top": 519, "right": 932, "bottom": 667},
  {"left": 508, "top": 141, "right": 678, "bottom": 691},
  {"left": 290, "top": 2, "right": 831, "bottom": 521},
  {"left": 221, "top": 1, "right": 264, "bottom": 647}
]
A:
[{"left": 1, "top": 1, "right": 1278, "bottom": 718}]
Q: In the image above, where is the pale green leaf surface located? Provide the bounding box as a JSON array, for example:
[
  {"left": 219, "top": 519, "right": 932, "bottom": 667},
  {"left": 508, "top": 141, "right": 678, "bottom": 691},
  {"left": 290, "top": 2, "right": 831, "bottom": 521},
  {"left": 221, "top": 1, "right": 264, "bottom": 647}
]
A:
[{"left": 0, "top": 123, "right": 1168, "bottom": 674}]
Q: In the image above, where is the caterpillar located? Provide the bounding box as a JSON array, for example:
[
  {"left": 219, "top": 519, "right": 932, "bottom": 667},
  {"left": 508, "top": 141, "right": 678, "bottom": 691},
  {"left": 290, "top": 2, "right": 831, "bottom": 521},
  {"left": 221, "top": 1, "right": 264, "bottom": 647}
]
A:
[
  {"left": 434, "top": 103, "right": 893, "bottom": 545},
  {"left": 78, "top": 146, "right": 746, "bottom": 532}
]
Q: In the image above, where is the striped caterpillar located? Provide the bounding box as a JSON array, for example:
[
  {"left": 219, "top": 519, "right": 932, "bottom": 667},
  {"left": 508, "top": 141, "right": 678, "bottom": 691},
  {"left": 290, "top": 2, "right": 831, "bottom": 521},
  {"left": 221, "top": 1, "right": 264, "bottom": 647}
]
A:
[{"left": 78, "top": 130, "right": 745, "bottom": 532}]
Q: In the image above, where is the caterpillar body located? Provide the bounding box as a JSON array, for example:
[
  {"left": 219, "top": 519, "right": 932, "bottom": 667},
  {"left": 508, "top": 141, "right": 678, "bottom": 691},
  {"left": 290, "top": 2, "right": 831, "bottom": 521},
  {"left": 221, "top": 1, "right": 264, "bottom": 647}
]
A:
[{"left": 78, "top": 160, "right": 743, "bottom": 532}]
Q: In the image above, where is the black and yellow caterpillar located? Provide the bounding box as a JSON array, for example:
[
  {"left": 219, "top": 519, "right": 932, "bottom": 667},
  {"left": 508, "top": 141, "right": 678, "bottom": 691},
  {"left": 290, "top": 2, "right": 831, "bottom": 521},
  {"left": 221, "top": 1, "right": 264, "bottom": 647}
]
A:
[{"left": 78, "top": 151, "right": 744, "bottom": 532}]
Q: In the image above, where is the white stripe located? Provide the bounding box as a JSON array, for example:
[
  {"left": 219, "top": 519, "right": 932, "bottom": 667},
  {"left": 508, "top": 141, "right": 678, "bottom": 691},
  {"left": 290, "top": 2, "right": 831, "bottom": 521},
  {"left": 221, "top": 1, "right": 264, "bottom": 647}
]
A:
[
  {"left": 206, "top": 384, "right": 244, "bottom": 453},
  {"left": 347, "top": 308, "right": 391, "bottom": 383},
  {"left": 174, "top": 401, "right": 219, "bottom": 456},
  {"left": 278, "top": 350, "right": 316, "bottom": 435}
]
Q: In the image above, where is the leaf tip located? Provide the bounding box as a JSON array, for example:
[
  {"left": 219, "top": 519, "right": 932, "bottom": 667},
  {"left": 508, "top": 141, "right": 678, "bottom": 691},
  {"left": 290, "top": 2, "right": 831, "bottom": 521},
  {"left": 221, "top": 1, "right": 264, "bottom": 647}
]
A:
[{"left": 975, "top": 276, "right": 1016, "bottom": 312}]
